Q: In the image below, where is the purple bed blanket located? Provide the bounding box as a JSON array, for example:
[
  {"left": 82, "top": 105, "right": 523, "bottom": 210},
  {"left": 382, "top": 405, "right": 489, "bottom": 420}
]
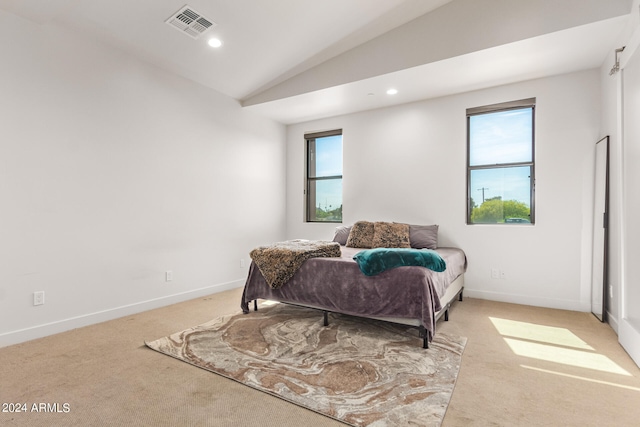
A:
[{"left": 241, "top": 245, "right": 467, "bottom": 343}]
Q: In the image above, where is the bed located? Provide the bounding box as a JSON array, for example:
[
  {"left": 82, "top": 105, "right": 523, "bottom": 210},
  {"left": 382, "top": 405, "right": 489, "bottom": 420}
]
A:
[{"left": 240, "top": 222, "right": 467, "bottom": 348}]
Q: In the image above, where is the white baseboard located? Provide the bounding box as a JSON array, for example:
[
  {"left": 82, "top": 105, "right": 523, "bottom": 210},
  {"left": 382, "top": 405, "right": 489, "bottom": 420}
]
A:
[
  {"left": 0, "top": 279, "right": 244, "bottom": 348},
  {"left": 607, "top": 311, "right": 619, "bottom": 333},
  {"left": 464, "top": 289, "right": 589, "bottom": 312}
]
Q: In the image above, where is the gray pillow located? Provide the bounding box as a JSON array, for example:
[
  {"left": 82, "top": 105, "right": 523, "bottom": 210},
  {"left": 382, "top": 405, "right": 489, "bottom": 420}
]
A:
[
  {"left": 409, "top": 224, "right": 439, "bottom": 249},
  {"left": 332, "top": 226, "right": 352, "bottom": 245}
]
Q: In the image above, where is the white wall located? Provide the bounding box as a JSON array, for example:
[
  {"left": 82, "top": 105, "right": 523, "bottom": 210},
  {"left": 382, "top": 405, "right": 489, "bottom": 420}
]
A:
[
  {"left": 0, "top": 10, "right": 286, "bottom": 346},
  {"left": 286, "top": 70, "right": 601, "bottom": 312},
  {"left": 598, "top": 0, "right": 640, "bottom": 332}
]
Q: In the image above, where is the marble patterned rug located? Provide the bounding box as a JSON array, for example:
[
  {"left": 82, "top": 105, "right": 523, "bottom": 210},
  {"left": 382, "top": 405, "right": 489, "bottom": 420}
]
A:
[{"left": 145, "top": 303, "right": 466, "bottom": 427}]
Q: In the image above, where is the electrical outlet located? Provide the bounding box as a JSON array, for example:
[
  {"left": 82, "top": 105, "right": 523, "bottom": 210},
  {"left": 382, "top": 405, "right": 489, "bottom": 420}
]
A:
[
  {"left": 491, "top": 268, "right": 499, "bottom": 279},
  {"left": 609, "top": 285, "right": 613, "bottom": 299},
  {"left": 240, "top": 259, "right": 246, "bottom": 268},
  {"left": 500, "top": 270, "right": 506, "bottom": 280},
  {"left": 33, "top": 291, "right": 45, "bottom": 306},
  {"left": 165, "top": 270, "right": 173, "bottom": 282}
]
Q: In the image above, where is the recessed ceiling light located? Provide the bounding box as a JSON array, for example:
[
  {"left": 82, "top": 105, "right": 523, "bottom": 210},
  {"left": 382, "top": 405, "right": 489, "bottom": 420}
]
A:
[
  {"left": 208, "top": 38, "right": 223, "bottom": 48},
  {"left": 386, "top": 88, "right": 398, "bottom": 95}
]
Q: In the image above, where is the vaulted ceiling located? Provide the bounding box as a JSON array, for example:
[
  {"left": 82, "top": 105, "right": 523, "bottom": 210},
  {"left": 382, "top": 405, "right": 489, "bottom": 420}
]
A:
[{"left": 0, "top": 0, "right": 633, "bottom": 124}]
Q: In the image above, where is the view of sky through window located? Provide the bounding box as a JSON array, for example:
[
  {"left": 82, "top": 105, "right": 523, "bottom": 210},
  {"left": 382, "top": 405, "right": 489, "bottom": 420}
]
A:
[
  {"left": 314, "top": 179, "right": 342, "bottom": 212},
  {"left": 468, "top": 104, "right": 534, "bottom": 223},
  {"left": 314, "top": 135, "right": 342, "bottom": 177},
  {"left": 470, "top": 167, "right": 531, "bottom": 206},
  {"left": 313, "top": 135, "right": 343, "bottom": 210},
  {"left": 469, "top": 109, "right": 532, "bottom": 166}
]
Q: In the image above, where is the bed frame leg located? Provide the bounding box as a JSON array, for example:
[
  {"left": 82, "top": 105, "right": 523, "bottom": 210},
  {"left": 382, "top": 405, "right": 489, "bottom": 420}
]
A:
[
  {"left": 459, "top": 289, "right": 463, "bottom": 301},
  {"left": 323, "top": 311, "right": 329, "bottom": 326},
  {"left": 444, "top": 309, "right": 449, "bottom": 321},
  {"left": 253, "top": 300, "right": 258, "bottom": 311},
  {"left": 419, "top": 325, "right": 429, "bottom": 349}
]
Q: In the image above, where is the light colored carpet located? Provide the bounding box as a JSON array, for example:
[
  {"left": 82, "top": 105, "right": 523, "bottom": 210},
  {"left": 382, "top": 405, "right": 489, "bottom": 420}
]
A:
[
  {"left": 1, "top": 287, "right": 640, "bottom": 426},
  {"left": 146, "top": 303, "right": 466, "bottom": 427}
]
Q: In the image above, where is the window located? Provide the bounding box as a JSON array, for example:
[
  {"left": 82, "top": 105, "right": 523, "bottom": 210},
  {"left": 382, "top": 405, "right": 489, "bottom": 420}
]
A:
[
  {"left": 467, "top": 98, "right": 535, "bottom": 224},
  {"left": 306, "top": 130, "right": 343, "bottom": 222}
]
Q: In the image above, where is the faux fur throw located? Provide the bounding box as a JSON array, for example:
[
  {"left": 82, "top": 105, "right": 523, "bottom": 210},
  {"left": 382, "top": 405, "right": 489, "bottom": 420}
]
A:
[{"left": 250, "top": 240, "right": 341, "bottom": 289}]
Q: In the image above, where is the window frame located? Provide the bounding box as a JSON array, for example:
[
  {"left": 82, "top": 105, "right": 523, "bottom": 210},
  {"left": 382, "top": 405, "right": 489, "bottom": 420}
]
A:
[
  {"left": 466, "top": 98, "right": 536, "bottom": 225},
  {"left": 305, "top": 129, "right": 343, "bottom": 223}
]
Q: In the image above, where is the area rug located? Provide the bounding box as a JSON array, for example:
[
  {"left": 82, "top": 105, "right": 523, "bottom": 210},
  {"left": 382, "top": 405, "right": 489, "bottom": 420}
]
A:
[{"left": 145, "top": 303, "right": 466, "bottom": 427}]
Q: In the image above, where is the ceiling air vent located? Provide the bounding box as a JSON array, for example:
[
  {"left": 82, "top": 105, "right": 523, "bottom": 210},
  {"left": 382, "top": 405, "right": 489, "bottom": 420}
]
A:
[{"left": 166, "top": 5, "right": 216, "bottom": 39}]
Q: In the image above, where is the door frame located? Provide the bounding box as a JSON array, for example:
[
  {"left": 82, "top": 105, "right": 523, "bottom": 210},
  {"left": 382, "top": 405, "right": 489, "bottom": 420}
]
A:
[{"left": 618, "top": 27, "right": 640, "bottom": 367}]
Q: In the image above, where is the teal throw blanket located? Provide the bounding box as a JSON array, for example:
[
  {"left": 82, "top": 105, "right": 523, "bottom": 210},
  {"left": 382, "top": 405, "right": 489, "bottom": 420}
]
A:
[{"left": 353, "top": 248, "right": 446, "bottom": 276}]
